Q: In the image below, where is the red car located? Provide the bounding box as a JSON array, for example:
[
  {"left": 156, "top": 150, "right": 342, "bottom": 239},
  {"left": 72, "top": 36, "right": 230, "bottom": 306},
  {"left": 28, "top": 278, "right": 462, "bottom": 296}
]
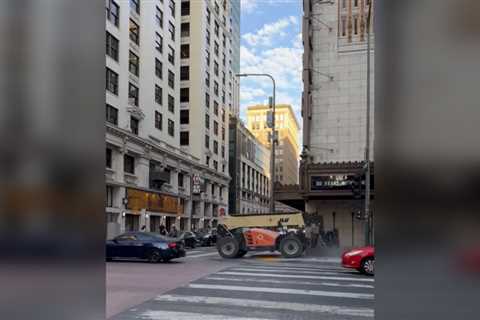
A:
[{"left": 341, "top": 246, "right": 375, "bottom": 275}]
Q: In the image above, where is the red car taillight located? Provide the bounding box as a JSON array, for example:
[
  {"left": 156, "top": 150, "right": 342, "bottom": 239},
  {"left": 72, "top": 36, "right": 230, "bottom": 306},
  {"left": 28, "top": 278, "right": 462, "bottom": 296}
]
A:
[{"left": 168, "top": 242, "right": 177, "bottom": 249}]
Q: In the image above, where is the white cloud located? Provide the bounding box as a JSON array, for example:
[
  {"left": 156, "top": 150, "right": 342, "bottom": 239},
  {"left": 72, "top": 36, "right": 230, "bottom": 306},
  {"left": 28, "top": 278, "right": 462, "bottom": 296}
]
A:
[
  {"left": 242, "top": 16, "right": 298, "bottom": 47},
  {"left": 240, "top": 87, "right": 267, "bottom": 101}
]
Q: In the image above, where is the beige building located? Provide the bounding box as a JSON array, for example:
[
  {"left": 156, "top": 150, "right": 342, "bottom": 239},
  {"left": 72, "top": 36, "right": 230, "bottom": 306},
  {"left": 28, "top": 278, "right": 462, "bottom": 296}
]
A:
[{"left": 246, "top": 104, "right": 300, "bottom": 185}]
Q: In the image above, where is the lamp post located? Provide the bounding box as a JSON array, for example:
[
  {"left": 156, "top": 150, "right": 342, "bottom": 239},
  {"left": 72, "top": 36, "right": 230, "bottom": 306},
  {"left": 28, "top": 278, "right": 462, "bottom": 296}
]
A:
[
  {"left": 364, "top": 0, "right": 373, "bottom": 245},
  {"left": 236, "top": 73, "right": 276, "bottom": 213}
]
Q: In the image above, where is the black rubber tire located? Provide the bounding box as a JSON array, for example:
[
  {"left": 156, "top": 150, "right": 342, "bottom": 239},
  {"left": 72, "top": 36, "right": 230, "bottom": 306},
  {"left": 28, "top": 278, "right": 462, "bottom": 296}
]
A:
[
  {"left": 217, "top": 237, "right": 240, "bottom": 258},
  {"left": 279, "top": 236, "right": 303, "bottom": 258},
  {"left": 235, "top": 249, "right": 248, "bottom": 258},
  {"left": 361, "top": 257, "right": 375, "bottom": 276},
  {"left": 148, "top": 250, "right": 162, "bottom": 263}
]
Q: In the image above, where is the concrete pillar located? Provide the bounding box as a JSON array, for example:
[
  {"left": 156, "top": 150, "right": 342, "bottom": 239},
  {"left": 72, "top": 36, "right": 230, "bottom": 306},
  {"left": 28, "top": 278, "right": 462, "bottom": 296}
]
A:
[{"left": 137, "top": 157, "right": 150, "bottom": 188}]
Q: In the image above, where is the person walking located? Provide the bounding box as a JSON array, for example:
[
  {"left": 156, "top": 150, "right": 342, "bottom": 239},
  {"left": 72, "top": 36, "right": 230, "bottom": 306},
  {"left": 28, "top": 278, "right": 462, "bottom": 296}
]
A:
[
  {"left": 305, "top": 224, "right": 313, "bottom": 249},
  {"left": 159, "top": 224, "right": 167, "bottom": 236},
  {"left": 169, "top": 225, "right": 178, "bottom": 238},
  {"left": 311, "top": 223, "right": 319, "bottom": 248}
]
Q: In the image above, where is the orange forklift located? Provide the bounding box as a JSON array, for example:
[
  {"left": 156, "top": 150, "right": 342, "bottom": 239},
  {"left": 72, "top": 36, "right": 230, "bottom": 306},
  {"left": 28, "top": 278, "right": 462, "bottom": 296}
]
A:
[{"left": 216, "top": 212, "right": 307, "bottom": 258}]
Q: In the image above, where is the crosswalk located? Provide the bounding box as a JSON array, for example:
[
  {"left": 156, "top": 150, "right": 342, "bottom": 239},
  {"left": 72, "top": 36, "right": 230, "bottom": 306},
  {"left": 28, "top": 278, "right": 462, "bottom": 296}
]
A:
[{"left": 112, "top": 260, "right": 374, "bottom": 320}]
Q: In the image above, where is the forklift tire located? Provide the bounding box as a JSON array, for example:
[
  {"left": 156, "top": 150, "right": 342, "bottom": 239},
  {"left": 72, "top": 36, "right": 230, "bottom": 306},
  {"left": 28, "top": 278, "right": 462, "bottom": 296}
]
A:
[
  {"left": 235, "top": 249, "right": 248, "bottom": 258},
  {"left": 279, "top": 235, "right": 303, "bottom": 258},
  {"left": 217, "top": 237, "right": 240, "bottom": 258}
]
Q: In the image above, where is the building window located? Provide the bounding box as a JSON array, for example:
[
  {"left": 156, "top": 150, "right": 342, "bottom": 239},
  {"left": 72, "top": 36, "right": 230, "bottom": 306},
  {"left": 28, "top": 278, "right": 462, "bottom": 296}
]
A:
[
  {"left": 180, "top": 87, "right": 189, "bottom": 102},
  {"left": 180, "top": 131, "right": 189, "bottom": 145},
  {"left": 222, "top": 71, "right": 226, "bottom": 85},
  {"left": 205, "top": 135, "right": 210, "bottom": 149},
  {"left": 106, "top": 104, "right": 118, "bottom": 125},
  {"left": 221, "top": 108, "right": 225, "bottom": 122},
  {"left": 128, "top": 83, "right": 139, "bottom": 106},
  {"left": 168, "top": 70, "right": 175, "bottom": 89},
  {"left": 205, "top": 71, "right": 210, "bottom": 87},
  {"left": 341, "top": 16, "right": 346, "bottom": 37},
  {"left": 130, "top": 117, "right": 139, "bottom": 135},
  {"left": 155, "top": 111, "right": 162, "bottom": 130},
  {"left": 106, "top": 0, "right": 120, "bottom": 27},
  {"left": 181, "top": 1, "right": 190, "bottom": 16},
  {"left": 129, "top": 51, "right": 139, "bottom": 76},
  {"left": 206, "top": 29, "right": 210, "bottom": 45},
  {"left": 130, "top": 0, "right": 140, "bottom": 14},
  {"left": 206, "top": 50, "right": 210, "bottom": 66},
  {"left": 205, "top": 114, "right": 210, "bottom": 128},
  {"left": 342, "top": 0, "right": 346, "bottom": 8},
  {"left": 222, "top": 33, "right": 226, "bottom": 48},
  {"left": 214, "top": 41, "right": 219, "bottom": 56},
  {"left": 181, "top": 22, "right": 189, "bottom": 37},
  {"left": 221, "top": 126, "right": 225, "bottom": 140},
  {"left": 205, "top": 93, "right": 210, "bottom": 108},
  {"left": 156, "top": 6, "right": 163, "bottom": 28},
  {"left": 222, "top": 53, "right": 226, "bottom": 66},
  {"left": 354, "top": 0, "right": 358, "bottom": 7},
  {"left": 155, "top": 85, "right": 162, "bottom": 105},
  {"left": 214, "top": 101, "right": 219, "bottom": 115},
  {"left": 168, "top": 119, "right": 175, "bottom": 137},
  {"left": 206, "top": 7, "right": 211, "bottom": 24},
  {"left": 180, "top": 66, "right": 189, "bottom": 81},
  {"left": 354, "top": 16, "right": 358, "bottom": 35},
  {"left": 214, "top": 121, "right": 218, "bottom": 135},
  {"left": 206, "top": 156, "right": 210, "bottom": 166},
  {"left": 106, "top": 186, "right": 113, "bottom": 207},
  {"left": 106, "top": 32, "right": 119, "bottom": 61},
  {"left": 124, "top": 154, "right": 135, "bottom": 174},
  {"left": 222, "top": 90, "right": 225, "bottom": 104},
  {"left": 168, "top": 94, "right": 174, "bottom": 112},
  {"left": 221, "top": 145, "right": 225, "bottom": 158},
  {"left": 106, "top": 68, "right": 118, "bottom": 95},
  {"left": 214, "top": 2, "right": 219, "bottom": 14},
  {"left": 214, "top": 81, "right": 219, "bottom": 96},
  {"left": 169, "top": 0, "right": 175, "bottom": 16},
  {"left": 214, "top": 61, "right": 219, "bottom": 76},
  {"left": 180, "top": 109, "right": 189, "bottom": 124},
  {"left": 168, "top": 45, "right": 175, "bottom": 65},
  {"left": 181, "top": 44, "right": 189, "bottom": 59},
  {"left": 155, "top": 58, "right": 162, "bottom": 79},
  {"left": 178, "top": 172, "right": 184, "bottom": 187},
  {"left": 129, "top": 19, "right": 140, "bottom": 45},
  {"left": 168, "top": 21, "right": 175, "bottom": 41},
  {"left": 213, "top": 160, "right": 218, "bottom": 171},
  {"left": 155, "top": 32, "right": 163, "bottom": 52}
]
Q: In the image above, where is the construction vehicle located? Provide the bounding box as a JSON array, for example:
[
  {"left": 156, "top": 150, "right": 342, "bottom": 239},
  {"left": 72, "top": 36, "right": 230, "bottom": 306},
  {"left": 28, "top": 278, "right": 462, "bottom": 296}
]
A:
[{"left": 216, "top": 212, "right": 307, "bottom": 259}]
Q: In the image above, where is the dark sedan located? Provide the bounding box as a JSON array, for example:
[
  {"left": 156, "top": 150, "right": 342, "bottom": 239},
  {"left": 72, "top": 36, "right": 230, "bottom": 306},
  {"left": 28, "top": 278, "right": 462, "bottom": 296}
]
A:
[
  {"left": 198, "top": 230, "right": 217, "bottom": 247},
  {"left": 106, "top": 232, "right": 185, "bottom": 263},
  {"left": 180, "top": 231, "right": 200, "bottom": 248}
]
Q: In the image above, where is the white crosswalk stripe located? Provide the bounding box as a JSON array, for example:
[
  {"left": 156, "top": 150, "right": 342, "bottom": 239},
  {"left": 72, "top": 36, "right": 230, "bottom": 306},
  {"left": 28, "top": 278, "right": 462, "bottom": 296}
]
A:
[
  {"left": 204, "top": 276, "right": 375, "bottom": 289},
  {"left": 140, "top": 310, "right": 271, "bottom": 320},
  {"left": 218, "top": 271, "right": 375, "bottom": 282},
  {"left": 155, "top": 294, "right": 374, "bottom": 318},
  {"left": 228, "top": 267, "right": 342, "bottom": 275},
  {"left": 187, "top": 283, "right": 374, "bottom": 299}
]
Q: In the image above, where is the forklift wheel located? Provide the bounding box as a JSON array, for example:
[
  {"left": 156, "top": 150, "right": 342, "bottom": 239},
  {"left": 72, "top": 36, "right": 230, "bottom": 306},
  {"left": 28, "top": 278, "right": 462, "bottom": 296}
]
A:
[
  {"left": 279, "top": 235, "right": 303, "bottom": 258},
  {"left": 217, "top": 237, "right": 240, "bottom": 258}
]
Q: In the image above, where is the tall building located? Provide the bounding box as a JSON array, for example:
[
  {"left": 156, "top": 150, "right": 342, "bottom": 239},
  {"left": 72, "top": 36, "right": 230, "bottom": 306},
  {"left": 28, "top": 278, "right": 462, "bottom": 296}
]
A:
[
  {"left": 246, "top": 104, "right": 300, "bottom": 185},
  {"left": 105, "top": 0, "right": 230, "bottom": 238},
  {"left": 229, "top": 116, "right": 271, "bottom": 214},
  {"left": 300, "top": 0, "right": 374, "bottom": 247},
  {"left": 178, "top": 0, "right": 240, "bottom": 218}
]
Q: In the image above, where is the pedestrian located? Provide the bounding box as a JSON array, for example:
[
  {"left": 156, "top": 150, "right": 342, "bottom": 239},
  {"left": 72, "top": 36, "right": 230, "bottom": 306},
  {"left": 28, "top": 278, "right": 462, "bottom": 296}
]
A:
[
  {"left": 159, "top": 224, "right": 167, "bottom": 236},
  {"left": 311, "top": 223, "right": 319, "bottom": 248},
  {"left": 169, "top": 225, "right": 178, "bottom": 238},
  {"left": 305, "top": 224, "right": 313, "bottom": 249}
]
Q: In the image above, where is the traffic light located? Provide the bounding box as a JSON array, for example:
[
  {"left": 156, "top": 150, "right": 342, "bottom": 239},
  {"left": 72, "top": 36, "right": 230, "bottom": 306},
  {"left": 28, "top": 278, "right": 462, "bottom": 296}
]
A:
[{"left": 351, "top": 174, "right": 362, "bottom": 199}]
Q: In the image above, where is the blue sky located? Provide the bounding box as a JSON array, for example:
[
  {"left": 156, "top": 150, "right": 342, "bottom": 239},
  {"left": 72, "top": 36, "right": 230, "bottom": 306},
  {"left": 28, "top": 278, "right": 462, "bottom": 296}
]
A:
[{"left": 239, "top": 0, "right": 303, "bottom": 139}]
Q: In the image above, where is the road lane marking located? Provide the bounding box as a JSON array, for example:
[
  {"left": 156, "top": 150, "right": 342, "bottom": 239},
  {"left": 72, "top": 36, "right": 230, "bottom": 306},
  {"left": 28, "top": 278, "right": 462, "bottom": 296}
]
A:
[
  {"left": 155, "top": 294, "right": 374, "bottom": 318},
  {"left": 140, "top": 310, "right": 271, "bottom": 320},
  {"left": 236, "top": 265, "right": 346, "bottom": 272},
  {"left": 217, "top": 271, "right": 374, "bottom": 282},
  {"left": 187, "top": 283, "right": 374, "bottom": 299},
  {"left": 184, "top": 252, "right": 219, "bottom": 258},
  {"left": 203, "top": 276, "right": 374, "bottom": 289}
]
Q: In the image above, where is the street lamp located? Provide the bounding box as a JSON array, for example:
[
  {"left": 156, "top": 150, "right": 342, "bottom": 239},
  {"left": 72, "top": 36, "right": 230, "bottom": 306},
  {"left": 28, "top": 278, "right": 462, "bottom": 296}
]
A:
[{"left": 236, "top": 73, "right": 276, "bottom": 213}]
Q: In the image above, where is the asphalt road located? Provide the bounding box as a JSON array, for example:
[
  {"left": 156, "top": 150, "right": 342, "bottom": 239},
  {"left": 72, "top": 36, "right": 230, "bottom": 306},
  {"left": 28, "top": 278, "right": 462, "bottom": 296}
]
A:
[{"left": 107, "top": 247, "right": 374, "bottom": 319}]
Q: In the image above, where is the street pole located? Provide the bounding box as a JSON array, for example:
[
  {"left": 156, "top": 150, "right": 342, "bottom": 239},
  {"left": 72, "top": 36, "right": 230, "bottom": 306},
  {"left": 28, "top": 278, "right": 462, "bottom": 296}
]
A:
[
  {"left": 236, "top": 73, "right": 276, "bottom": 213},
  {"left": 364, "top": 0, "right": 373, "bottom": 245}
]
